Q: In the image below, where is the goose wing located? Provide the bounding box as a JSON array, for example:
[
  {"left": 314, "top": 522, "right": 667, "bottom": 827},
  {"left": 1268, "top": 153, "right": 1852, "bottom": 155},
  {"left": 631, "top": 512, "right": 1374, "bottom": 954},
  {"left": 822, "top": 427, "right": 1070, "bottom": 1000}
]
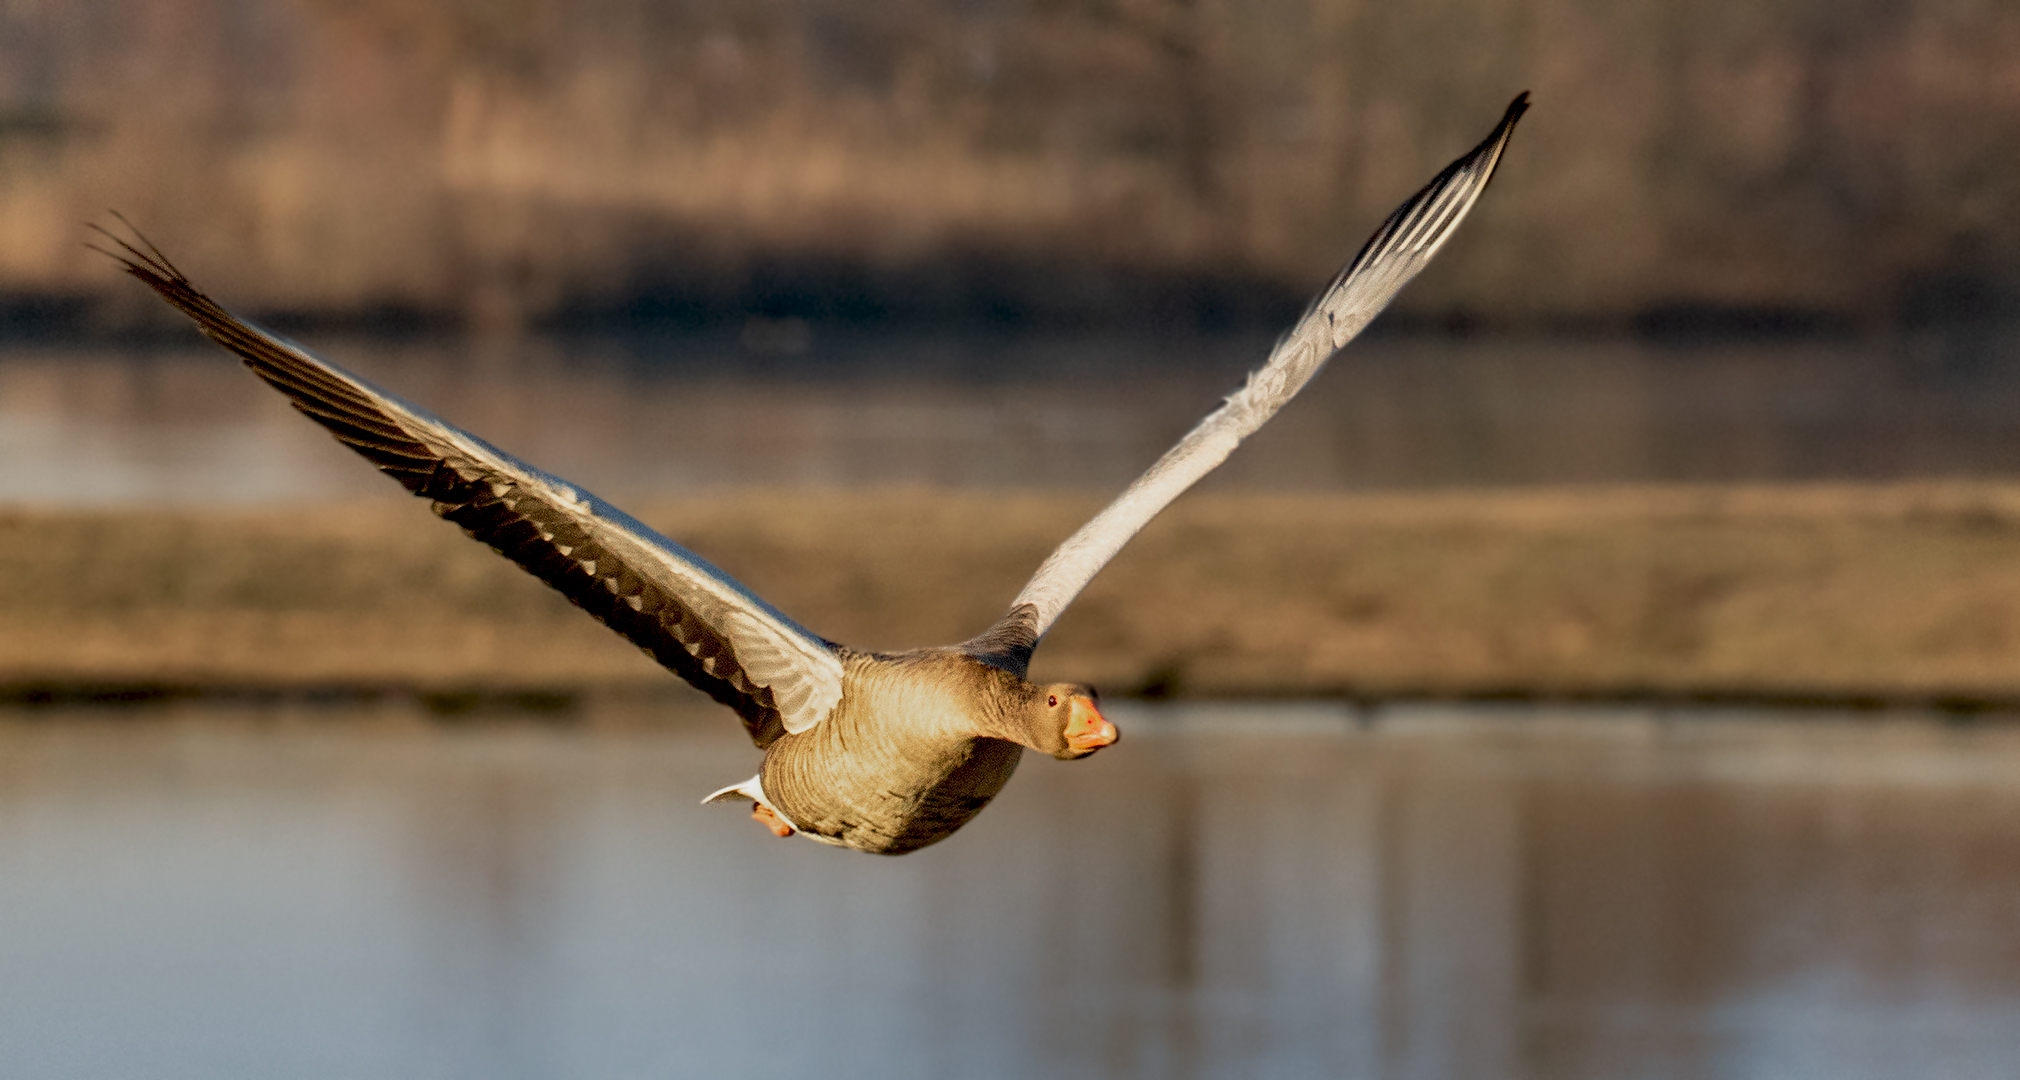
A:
[
  {"left": 1004, "top": 93, "right": 1529, "bottom": 641},
  {"left": 95, "top": 228, "right": 843, "bottom": 748}
]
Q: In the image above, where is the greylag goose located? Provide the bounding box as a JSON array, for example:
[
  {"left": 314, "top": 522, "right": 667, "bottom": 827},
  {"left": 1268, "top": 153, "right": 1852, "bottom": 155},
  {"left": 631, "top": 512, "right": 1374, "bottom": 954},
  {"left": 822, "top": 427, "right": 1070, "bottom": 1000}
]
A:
[{"left": 95, "top": 94, "right": 1526, "bottom": 854}]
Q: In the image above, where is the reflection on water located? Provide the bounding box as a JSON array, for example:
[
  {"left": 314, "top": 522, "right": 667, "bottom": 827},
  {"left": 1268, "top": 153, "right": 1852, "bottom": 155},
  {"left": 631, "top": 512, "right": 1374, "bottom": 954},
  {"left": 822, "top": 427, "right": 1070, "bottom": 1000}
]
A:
[
  {"left": 2, "top": 699, "right": 2018, "bottom": 1079},
  {"left": 5, "top": 325, "right": 2020, "bottom": 504}
]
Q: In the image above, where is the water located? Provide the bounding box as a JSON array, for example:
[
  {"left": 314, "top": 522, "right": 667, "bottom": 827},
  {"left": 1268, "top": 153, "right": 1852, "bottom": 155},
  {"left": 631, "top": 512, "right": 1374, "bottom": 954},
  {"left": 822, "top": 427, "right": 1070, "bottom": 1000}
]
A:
[
  {"left": 5, "top": 324, "right": 2020, "bottom": 505},
  {"left": 2, "top": 699, "right": 2018, "bottom": 1080},
  {"left": 10, "top": 325, "right": 2020, "bottom": 1077}
]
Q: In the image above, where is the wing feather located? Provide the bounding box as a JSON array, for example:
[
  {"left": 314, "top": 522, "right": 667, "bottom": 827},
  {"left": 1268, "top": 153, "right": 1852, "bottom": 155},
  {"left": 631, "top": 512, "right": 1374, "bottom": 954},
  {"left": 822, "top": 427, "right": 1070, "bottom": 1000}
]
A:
[
  {"left": 94, "top": 226, "right": 844, "bottom": 746},
  {"left": 1005, "top": 93, "right": 1530, "bottom": 640}
]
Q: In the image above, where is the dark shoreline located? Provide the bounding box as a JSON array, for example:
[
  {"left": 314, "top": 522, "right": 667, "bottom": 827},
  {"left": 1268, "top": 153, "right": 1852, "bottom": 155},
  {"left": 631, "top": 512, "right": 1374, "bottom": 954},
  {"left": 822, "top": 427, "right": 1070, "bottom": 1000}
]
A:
[
  {"left": 12, "top": 275, "right": 1958, "bottom": 348},
  {"left": 9, "top": 679, "right": 2020, "bottom": 727}
]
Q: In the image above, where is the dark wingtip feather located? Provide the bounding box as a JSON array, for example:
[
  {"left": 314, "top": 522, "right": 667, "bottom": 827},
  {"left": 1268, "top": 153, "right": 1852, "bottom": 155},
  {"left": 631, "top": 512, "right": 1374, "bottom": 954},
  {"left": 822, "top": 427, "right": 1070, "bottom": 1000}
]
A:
[
  {"left": 86, "top": 215, "right": 226, "bottom": 335},
  {"left": 1304, "top": 91, "right": 1530, "bottom": 317},
  {"left": 87, "top": 214, "right": 186, "bottom": 285}
]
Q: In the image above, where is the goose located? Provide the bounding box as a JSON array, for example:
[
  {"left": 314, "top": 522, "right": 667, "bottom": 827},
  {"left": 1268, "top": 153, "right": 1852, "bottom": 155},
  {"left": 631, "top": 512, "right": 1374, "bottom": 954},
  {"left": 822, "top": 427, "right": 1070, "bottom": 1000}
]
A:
[{"left": 94, "top": 94, "right": 1526, "bottom": 854}]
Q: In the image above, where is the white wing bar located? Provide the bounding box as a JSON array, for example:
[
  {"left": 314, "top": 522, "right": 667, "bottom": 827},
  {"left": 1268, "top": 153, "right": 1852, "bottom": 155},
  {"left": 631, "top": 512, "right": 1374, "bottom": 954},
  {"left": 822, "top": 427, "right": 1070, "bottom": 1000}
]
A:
[{"left": 1009, "top": 93, "right": 1529, "bottom": 639}]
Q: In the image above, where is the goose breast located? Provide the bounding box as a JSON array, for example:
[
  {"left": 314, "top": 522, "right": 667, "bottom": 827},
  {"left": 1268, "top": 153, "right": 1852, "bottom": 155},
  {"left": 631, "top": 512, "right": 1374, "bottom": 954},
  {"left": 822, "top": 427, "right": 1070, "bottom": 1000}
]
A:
[{"left": 762, "top": 653, "right": 1028, "bottom": 854}]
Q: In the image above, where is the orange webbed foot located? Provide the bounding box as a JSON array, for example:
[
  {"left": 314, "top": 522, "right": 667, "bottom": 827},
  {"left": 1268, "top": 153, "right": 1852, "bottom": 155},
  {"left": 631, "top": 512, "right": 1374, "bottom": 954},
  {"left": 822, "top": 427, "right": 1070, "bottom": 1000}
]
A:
[{"left": 752, "top": 803, "right": 796, "bottom": 838}]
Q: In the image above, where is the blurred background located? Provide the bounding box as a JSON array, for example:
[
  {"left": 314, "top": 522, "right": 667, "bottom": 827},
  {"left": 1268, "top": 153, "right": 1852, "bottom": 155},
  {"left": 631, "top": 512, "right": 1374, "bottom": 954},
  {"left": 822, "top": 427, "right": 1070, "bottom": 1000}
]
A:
[
  {"left": 2, "top": 0, "right": 2017, "bottom": 331},
  {"left": 5, "top": 1, "right": 2020, "bottom": 1078}
]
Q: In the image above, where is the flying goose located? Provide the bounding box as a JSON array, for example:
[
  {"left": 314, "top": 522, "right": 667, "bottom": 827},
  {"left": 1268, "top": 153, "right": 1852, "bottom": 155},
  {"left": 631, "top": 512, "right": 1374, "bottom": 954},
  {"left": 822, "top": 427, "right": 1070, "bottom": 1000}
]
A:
[{"left": 95, "top": 94, "right": 1526, "bottom": 854}]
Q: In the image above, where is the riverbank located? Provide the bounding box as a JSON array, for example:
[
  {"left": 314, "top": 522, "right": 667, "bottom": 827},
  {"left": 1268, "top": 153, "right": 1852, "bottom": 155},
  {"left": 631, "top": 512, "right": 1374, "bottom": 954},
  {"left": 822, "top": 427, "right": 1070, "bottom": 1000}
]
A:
[{"left": 8, "top": 484, "right": 2020, "bottom": 708}]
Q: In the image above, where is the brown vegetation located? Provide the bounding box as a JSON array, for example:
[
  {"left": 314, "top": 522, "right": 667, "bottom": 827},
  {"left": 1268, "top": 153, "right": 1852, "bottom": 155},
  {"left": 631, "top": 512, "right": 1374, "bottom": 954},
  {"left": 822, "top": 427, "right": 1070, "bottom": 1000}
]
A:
[
  {"left": 11, "top": 484, "right": 2020, "bottom": 705},
  {"left": 5, "top": 1, "right": 2019, "bottom": 328}
]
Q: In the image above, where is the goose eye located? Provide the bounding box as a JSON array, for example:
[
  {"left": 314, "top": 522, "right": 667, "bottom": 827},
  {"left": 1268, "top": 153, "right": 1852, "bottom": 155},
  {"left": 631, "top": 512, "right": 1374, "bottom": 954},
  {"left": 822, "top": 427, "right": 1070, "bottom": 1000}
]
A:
[{"left": 1047, "top": 694, "right": 1058, "bottom": 708}]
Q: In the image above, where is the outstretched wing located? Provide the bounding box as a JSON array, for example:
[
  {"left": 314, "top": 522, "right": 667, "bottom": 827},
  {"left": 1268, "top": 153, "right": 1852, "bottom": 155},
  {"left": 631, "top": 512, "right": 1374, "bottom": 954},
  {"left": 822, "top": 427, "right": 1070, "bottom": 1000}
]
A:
[
  {"left": 95, "top": 226, "right": 843, "bottom": 748},
  {"left": 1004, "top": 92, "right": 1529, "bottom": 641}
]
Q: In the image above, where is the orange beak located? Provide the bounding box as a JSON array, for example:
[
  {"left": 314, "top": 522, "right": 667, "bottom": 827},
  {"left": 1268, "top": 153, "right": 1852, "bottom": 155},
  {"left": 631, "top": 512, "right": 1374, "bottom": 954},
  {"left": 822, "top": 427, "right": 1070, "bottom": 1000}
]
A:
[{"left": 1063, "top": 696, "right": 1119, "bottom": 752}]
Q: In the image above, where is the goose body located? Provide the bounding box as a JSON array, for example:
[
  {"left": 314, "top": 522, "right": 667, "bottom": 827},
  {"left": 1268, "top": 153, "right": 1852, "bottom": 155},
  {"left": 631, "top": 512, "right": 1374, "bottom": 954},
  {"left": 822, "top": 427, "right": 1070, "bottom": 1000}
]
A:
[
  {"left": 96, "top": 94, "right": 1526, "bottom": 855},
  {"left": 757, "top": 645, "right": 1046, "bottom": 853}
]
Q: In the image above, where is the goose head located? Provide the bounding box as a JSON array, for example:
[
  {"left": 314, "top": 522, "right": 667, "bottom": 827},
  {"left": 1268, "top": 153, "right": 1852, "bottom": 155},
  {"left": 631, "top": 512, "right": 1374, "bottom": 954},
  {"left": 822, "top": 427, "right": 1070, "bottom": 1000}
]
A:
[{"left": 1022, "top": 683, "right": 1117, "bottom": 761}]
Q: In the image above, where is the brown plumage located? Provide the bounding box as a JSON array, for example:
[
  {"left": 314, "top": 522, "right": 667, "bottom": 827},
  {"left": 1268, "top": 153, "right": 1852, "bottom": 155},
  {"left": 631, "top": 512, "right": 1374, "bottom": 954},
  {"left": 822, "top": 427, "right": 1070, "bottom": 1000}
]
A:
[
  {"left": 91, "top": 94, "right": 1525, "bottom": 855},
  {"left": 763, "top": 626, "right": 1101, "bottom": 854}
]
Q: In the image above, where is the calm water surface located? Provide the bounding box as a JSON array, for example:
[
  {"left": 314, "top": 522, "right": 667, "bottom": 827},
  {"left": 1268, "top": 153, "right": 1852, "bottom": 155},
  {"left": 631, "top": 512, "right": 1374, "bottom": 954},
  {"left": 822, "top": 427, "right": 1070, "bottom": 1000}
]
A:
[
  {"left": 2, "top": 699, "right": 2018, "bottom": 1080},
  {"left": 6, "top": 325, "right": 2020, "bottom": 504}
]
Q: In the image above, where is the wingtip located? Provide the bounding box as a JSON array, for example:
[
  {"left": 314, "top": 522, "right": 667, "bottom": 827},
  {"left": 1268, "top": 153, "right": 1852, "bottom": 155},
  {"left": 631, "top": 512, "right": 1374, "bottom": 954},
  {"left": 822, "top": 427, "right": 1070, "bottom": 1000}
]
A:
[
  {"left": 84, "top": 212, "right": 189, "bottom": 287},
  {"left": 1462, "top": 91, "right": 1529, "bottom": 184}
]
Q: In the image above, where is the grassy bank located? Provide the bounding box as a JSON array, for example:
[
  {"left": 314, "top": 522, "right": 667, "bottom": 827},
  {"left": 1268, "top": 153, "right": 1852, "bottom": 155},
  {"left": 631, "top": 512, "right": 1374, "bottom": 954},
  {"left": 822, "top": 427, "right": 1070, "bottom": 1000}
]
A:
[{"left": 9, "top": 484, "right": 2020, "bottom": 708}]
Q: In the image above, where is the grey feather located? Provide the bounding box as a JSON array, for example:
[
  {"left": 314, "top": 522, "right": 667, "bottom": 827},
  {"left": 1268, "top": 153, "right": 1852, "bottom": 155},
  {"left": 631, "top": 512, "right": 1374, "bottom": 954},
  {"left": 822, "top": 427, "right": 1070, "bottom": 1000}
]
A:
[
  {"left": 93, "top": 228, "right": 845, "bottom": 744},
  {"left": 1007, "top": 93, "right": 1529, "bottom": 639}
]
